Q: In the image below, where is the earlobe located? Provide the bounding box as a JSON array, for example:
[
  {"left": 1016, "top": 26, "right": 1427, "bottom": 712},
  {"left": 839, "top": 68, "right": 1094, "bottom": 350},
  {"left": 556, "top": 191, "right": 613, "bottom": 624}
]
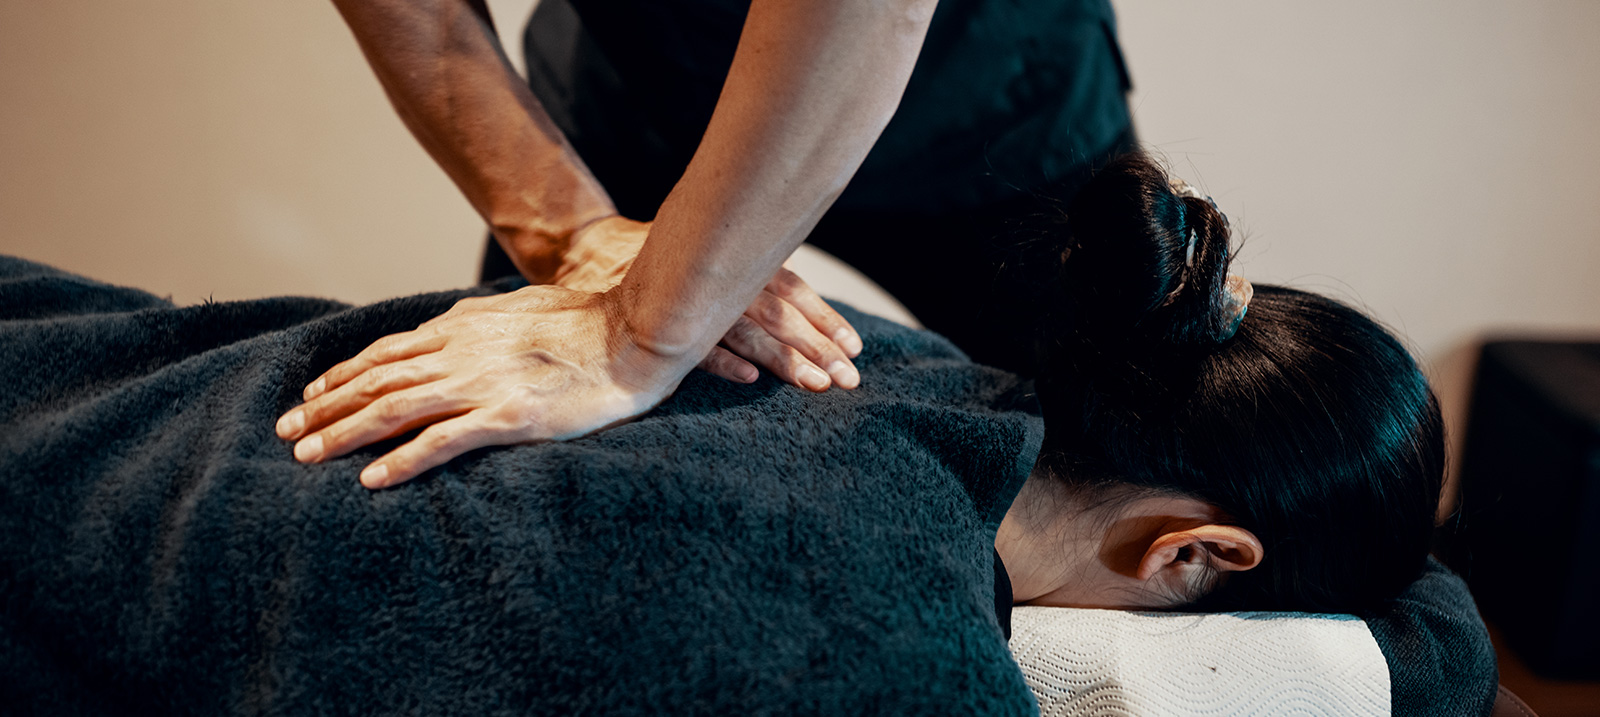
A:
[{"left": 1134, "top": 524, "right": 1264, "bottom": 583}]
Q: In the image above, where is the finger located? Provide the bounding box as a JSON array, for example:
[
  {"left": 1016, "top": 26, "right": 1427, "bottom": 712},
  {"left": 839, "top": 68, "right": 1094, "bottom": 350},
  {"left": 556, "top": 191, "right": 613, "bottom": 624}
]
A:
[
  {"left": 746, "top": 291, "right": 860, "bottom": 390},
  {"left": 359, "top": 412, "right": 512, "bottom": 489},
  {"left": 277, "top": 359, "right": 446, "bottom": 440},
  {"left": 290, "top": 381, "right": 472, "bottom": 465},
  {"left": 304, "top": 329, "right": 447, "bottom": 400},
  {"left": 697, "top": 345, "right": 759, "bottom": 384},
  {"left": 721, "top": 315, "right": 832, "bottom": 392},
  {"left": 768, "top": 267, "right": 864, "bottom": 357}
]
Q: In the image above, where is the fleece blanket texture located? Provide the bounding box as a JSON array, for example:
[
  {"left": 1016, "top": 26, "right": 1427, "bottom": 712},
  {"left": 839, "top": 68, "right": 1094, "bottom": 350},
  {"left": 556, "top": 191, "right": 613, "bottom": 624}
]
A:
[
  {"left": 1365, "top": 557, "right": 1499, "bottom": 716},
  {"left": 0, "top": 256, "right": 1043, "bottom": 715}
]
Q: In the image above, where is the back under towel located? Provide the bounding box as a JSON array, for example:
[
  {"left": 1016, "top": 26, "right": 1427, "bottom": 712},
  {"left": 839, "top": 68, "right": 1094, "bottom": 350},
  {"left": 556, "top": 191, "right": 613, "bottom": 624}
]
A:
[{"left": 0, "top": 255, "right": 1043, "bottom": 715}]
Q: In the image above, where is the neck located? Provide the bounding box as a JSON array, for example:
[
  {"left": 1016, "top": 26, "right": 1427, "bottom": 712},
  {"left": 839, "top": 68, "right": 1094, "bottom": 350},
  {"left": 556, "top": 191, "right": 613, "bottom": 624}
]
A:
[{"left": 994, "top": 473, "right": 1104, "bottom": 603}]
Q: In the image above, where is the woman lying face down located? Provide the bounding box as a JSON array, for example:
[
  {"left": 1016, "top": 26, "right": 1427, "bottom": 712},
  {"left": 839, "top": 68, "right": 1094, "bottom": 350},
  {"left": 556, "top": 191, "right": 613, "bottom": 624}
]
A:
[
  {"left": 0, "top": 156, "right": 1485, "bottom": 714},
  {"left": 992, "top": 153, "right": 1443, "bottom": 614}
]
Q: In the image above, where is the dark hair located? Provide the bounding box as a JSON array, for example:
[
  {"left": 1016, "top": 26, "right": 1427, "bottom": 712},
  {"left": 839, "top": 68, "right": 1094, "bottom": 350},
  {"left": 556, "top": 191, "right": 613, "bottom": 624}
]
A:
[{"left": 1031, "top": 152, "right": 1444, "bottom": 613}]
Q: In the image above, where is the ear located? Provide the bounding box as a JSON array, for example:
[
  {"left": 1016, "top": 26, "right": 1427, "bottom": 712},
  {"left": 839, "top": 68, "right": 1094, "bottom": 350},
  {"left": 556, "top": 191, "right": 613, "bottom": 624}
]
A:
[{"left": 1134, "top": 524, "right": 1263, "bottom": 596}]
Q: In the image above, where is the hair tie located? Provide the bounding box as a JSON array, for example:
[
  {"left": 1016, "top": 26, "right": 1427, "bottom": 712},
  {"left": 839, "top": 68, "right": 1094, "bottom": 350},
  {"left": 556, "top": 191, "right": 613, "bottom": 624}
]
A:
[
  {"left": 1161, "top": 174, "right": 1249, "bottom": 340},
  {"left": 1168, "top": 178, "right": 1205, "bottom": 267},
  {"left": 1169, "top": 177, "right": 1206, "bottom": 201},
  {"left": 1219, "top": 274, "right": 1253, "bottom": 340}
]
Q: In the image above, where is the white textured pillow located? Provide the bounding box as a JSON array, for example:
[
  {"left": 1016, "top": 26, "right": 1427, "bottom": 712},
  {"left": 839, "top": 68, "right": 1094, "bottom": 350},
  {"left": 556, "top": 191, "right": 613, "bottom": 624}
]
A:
[{"left": 1009, "top": 607, "right": 1390, "bottom": 717}]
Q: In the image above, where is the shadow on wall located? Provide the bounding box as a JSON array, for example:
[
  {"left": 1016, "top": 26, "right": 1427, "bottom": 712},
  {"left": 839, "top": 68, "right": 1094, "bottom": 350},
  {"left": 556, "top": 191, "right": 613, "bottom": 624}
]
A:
[{"left": 1432, "top": 338, "right": 1483, "bottom": 524}]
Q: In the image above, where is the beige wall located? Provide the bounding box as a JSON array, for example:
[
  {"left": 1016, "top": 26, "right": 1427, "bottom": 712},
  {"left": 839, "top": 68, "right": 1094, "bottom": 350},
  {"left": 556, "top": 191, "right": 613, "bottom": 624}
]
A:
[
  {"left": 1111, "top": 1, "right": 1600, "bottom": 484},
  {"left": 0, "top": 1, "right": 493, "bottom": 305},
  {"left": 2, "top": 1, "right": 1597, "bottom": 456}
]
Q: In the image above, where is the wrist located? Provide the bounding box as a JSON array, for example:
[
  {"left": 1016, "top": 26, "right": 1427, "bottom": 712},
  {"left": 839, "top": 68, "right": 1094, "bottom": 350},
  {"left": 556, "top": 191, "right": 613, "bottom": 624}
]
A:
[
  {"left": 552, "top": 216, "right": 649, "bottom": 293},
  {"left": 595, "top": 284, "right": 700, "bottom": 396},
  {"left": 558, "top": 215, "right": 630, "bottom": 273},
  {"left": 491, "top": 208, "right": 618, "bottom": 285},
  {"left": 601, "top": 281, "right": 712, "bottom": 394},
  {"left": 491, "top": 224, "right": 567, "bottom": 284}
]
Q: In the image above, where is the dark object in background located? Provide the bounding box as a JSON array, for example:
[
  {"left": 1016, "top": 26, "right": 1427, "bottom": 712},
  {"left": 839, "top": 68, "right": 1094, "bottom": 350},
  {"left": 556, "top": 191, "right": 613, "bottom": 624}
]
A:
[{"left": 1450, "top": 340, "right": 1600, "bottom": 679}]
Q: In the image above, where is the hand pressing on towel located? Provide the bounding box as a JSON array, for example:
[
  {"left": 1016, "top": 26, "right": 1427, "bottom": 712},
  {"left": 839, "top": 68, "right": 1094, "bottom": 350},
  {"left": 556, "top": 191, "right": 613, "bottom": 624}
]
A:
[
  {"left": 275, "top": 284, "right": 678, "bottom": 489},
  {"left": 554, "top": 216, "right": 863, "bottom": 392},
  {"left": 698, "top": 265, "right": 863, "bottom": 392},
  {"left": 301, "top": 0, "right": 934, "bottom": 487},
  {"left": 276, "top": 212, "right": 863, "bottom": 490}
]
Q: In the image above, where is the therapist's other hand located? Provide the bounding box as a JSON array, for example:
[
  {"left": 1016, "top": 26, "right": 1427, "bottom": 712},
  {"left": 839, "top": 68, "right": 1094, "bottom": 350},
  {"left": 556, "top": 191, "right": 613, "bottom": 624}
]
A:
[
  {"left": 698, "top": 265, "right": 863, "bottom": 391},
  {"left": 553, "top": 218, "right": 862, "bottom": 393},
  {"left": 275, "top": 286, "right": 675, "bottom": 489},
  {"left": 552, "top": 216, "right": 650, "bottom": 293}
]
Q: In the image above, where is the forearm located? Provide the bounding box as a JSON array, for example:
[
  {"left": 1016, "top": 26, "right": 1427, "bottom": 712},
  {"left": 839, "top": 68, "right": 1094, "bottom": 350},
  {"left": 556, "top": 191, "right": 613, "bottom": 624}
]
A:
[
  {"left": 330, "top": 0, "right": 615, "bottom": 281},
  {"left": 618, "top": 0, "right": 937, "bottom": 371}
]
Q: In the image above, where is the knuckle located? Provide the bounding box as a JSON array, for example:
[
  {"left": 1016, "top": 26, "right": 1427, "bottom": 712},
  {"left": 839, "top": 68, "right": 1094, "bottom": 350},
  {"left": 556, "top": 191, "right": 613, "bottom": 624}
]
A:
[
  {"left": 778, "top": 345, "right": 808, "bottom": 367},
  {"left": 381, "top": 456, "right": 416, "bottom": 481},
  {"left": 424, "top": 426, "right": 460, "bottom": 453},
  {"left": 316, "top": 426, "right": 347, "bottom": 454},
  {"left": 297, "top": 403, "right": 327, "bottom": 430},
  {"left": 730, "top": 316, "right": 766, "bottom": 346},
  {"left": 814, "top": 306, "right": 846, "bottom": 330},
  {"left": 697, "top": 348, "right": 723, "bottom": 370},
  {"left": 301, "top": 394, "right": 341, "bottom": 426},
  {"left": 353, "top": 372, "right": 387, "bottom": 401},
  {"left": 769, "top": 268, "right": 805, "bottom": 296},
  {"left": 372, "top": 334, "right": 403, "bottom": 355},
  {"left": 332, "top": 368, "right": 362, "bottom": 390},
  {"left": 373, "top": 393, "right": 413, "bottom": 423},
  {"left": 753, "top": 294, "right": 789, "bottom": 326},
  {"left": 361, "top": 364, "right": 396, "bottom": 391},
  {"left": 394, "top": 362, "right": 425, "bottom": 386},
  {"left": 796, "top": 334, "right": 833, "bottom": 360},
  {"left": 377, "top": 361, "right": 425, "bottom": 390},
  {"left": 321, "top": 364, "right": 353, "bottom": 388},
  {"left": 493, "top": 387, "right": 543, "bottom": 431},
  {"left": 697, "top": 347, "right": 723, "bottom": 368},
  {"left": 708, "top": 354, "right": 741, "bottom": 377}
]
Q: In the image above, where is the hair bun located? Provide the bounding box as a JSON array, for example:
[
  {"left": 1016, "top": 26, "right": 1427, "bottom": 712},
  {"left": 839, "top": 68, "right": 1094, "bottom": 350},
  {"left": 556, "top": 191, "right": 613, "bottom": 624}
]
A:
[{"left": 1041, "top": 153, "right": 1238, "bottom": 394}]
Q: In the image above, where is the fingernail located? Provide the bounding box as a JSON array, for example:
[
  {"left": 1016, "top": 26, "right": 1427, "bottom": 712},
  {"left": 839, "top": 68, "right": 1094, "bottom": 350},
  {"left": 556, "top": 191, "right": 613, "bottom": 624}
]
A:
[
  {"left": 797, "top": 364, "right": 830, "bottom": 391},
  {"left": 834, "top": 329, "right": 863, "bottom": 357},
  {"left": 360, "top": 464, "right": 389, "bottom": 488},
  {"left": 303, "top": 377, "right": 326, "bottom": 400},
  {"left": 276, "top": 410, "right": 305, "bottom": 439},
  {"left": 736, "top": 365, "right": 759, "bottom": 383},
  {"left": 827, "top": 360, "right": 860, "bottom": 390},
  {"left": 293, "top": 434, "right": 324, "bottom": 463}
]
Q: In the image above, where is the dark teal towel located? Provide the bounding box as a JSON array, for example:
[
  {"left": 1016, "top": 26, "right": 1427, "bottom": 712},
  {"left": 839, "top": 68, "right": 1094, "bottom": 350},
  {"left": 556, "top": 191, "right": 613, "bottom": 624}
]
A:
[
  {"left": 1365, "top": 558, "right": 1499, "bottom": 717},
  {"left": 0, "top": 256, "right": 1042, "bottom": 715}
]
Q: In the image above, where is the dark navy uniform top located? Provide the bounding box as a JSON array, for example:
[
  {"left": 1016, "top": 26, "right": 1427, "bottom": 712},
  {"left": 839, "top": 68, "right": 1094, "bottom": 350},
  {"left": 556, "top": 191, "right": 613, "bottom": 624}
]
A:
[
  {"left": 509, "top": 0, "right": 1136, "bottom": 374},
  {"left": 524, "top": 0, "right": 1132, "bottom": 217}
]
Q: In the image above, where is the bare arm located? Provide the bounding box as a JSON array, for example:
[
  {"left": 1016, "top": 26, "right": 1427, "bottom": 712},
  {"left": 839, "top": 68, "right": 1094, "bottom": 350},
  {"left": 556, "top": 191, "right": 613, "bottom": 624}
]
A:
[
  {"left": 329, "top": 0, "right": 614, "bottom": 283},
  {"left": 330, "top": 0, "right": 871, "bottom": 389},
  {"left": 283, "top": 0, "right": 937, "bottom": 487},
  {"left": 619, "top": 0, "right": 935, "bottom": 368}
]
